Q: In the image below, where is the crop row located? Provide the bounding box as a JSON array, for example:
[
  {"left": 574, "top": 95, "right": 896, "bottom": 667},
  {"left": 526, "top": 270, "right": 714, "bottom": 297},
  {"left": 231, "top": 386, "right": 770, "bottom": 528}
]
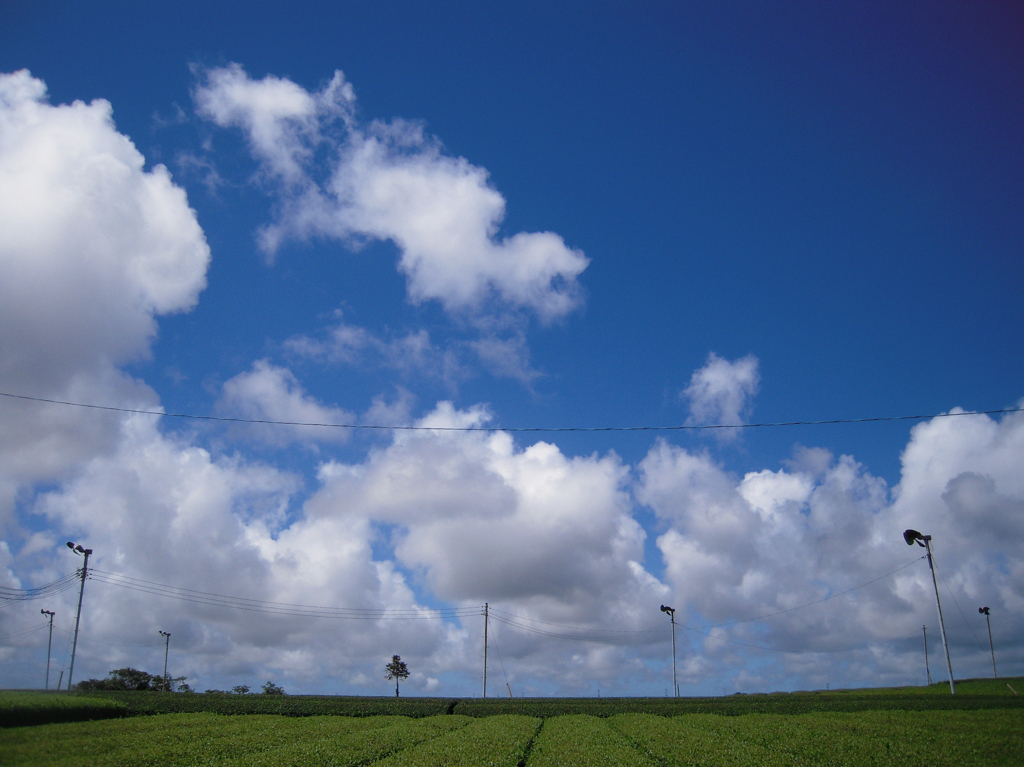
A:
[
  {"left": 0, "top": 692, "right": 129, "bottom": 728},
  {"left": 2, "top": 710, "right": 1020, "bottom": 766},
  {"left": 0, "top": 690, "right": 457, "bottom": 726},
  {"left": 3, "top": 677, "right": 1022, "bottom": 729}
]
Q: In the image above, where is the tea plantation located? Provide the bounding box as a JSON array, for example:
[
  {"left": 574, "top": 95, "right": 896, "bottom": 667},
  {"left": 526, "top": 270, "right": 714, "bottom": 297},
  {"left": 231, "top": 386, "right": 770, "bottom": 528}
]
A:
[{"left": 1, "top": 679, "right": 1021, "bottom": 766}]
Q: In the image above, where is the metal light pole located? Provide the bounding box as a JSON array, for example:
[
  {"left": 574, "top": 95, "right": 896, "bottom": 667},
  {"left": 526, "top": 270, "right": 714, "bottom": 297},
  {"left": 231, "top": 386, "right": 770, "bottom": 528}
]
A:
[
  {"left": 482, "top": 603, "right": 489, "bottom": 699},
  {"left": 66, "top": 541, "right": 92, "bottom": 691},
  {"left": 660, "top": 605, "right": 678, "bottom": 697},
  {"left": 979, "top": 607, "right": 996, "bottom": 678},
  {"left": 159, "top": 631, "right": 171, "bottom": 691},
  {"left": 922, "top": 625, "right": 932, "bottom": 686},
  {"left": 903, "top": 530, "right": 954, "bottom": 695},
  {"left": 41, "top": 609, "right": 55, "bottom": 690}
]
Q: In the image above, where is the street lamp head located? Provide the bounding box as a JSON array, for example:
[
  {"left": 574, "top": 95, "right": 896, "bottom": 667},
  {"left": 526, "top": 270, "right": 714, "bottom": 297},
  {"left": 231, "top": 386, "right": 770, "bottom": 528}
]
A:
[
  {"left": 66, "top": 541, "right": 75, "bottom": 550},
  {"left": 980, "top": 606, "right": 990, "bottom": 615},
  {"left": 41, "top": 609, "right": 54, "bottom": 616},
  {"left": 660, "top": 605, "right": 675, "bottom": 614},
  {"left": 903, "top": 529, "right": 931, "bottom": 547},
  {"left": 159, "top": 630, "right": 170, "bottom": 637}
]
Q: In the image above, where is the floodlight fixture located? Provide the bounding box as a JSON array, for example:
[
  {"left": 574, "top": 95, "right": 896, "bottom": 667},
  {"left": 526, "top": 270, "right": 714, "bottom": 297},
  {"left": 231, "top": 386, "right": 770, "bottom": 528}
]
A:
[{"left": 902, "top": 530, "right": 954, "bottom": 694}]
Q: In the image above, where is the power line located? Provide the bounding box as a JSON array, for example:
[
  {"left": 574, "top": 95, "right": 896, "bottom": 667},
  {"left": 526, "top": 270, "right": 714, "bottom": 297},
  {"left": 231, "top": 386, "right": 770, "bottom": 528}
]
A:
[
  {"left": 0, "top": 572, "right": 82, "bottom": 607},
  {"left": 0, "top": 390, "right": 1019, "bottom": 433},
  {"left": 0, "top": 624, "right": 49, "bottom": 641},
  {"left": 89, "top": 569, "right": 479, "bottom": 620}
]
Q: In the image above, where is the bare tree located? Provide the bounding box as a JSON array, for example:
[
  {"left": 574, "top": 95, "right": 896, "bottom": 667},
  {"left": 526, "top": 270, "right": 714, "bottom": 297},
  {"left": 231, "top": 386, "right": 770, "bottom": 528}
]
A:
[{"left": 385, "top": 655, "right": 410, "bottom": 698}]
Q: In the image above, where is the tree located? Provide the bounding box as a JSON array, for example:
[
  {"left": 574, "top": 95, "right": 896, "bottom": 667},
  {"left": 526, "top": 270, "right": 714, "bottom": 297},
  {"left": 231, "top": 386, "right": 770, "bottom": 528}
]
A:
[
  {"left": 261, "top": 681, "right": 285, "bottom": 695},
  {"left": 232, "top": 684, "right": 250, "bottom": 695},
  {"left": 76, "top": 667, "right": 184, "bottom": 692},
  {"left": 385, "top": 655, "right": 410, "bottom": 698}
]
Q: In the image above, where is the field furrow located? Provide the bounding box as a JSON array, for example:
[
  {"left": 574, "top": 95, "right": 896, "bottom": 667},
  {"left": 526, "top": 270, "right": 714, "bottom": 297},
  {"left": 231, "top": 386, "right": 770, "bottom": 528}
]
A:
[
  {"left": 526, "top": 714, "right": 657, "bottom": 766},
  {"left": 370, "top": 714, "right": 541, "bottom": 767}
]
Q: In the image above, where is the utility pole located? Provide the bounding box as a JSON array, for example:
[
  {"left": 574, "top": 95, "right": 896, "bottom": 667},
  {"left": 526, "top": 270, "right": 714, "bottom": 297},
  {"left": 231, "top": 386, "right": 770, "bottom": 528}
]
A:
[
  {"left": 66, "top": 542, "right": 92, "bottom": 691},
  {"left": 903, "top": 530, "right": 954, "bottom": 695},
  {"left": 159, "top": 631, "right": 171, "bottom": 691},
  {"left": 41, "top": 609, "right": 55, "bottom": 690},
  {"left": 482, "top": 603, "right": 489, "bottom": 699},
  {"left": 979, "top": 607, "right": 996, "bottom": 678},
  {"left": 923, "top": 625, "right": 932, "bottom": 686},
  {"left": 661, "top": 605, "right": 678, "bottom": 698}
]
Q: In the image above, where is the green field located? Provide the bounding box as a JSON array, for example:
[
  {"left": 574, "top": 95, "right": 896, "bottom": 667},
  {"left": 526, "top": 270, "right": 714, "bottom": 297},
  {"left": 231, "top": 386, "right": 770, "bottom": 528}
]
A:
[
  {"left": 1, "top": 709, "right": 1020, "bottom": 766},
  {"left": 1, "top": 680, "right": 1021, "bottom": 766}
]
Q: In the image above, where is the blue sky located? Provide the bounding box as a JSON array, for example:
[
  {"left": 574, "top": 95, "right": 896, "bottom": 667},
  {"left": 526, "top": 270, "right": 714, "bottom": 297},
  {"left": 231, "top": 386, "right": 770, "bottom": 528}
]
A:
[{"left": 1, "top": 1, "right": 1021, "bottom": 697}]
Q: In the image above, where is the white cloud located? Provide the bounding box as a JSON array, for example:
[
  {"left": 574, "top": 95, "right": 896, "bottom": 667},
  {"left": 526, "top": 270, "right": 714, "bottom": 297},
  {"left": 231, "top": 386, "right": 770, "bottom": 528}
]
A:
[
  {"left": 0, "top": 71, "right": 209, "bottom": 386},
  {"left": 637, "top": 405, "right": 1024, "bottom": 691},
  {"left": 192, "top": 63, "right": 353, "bottom": 186},
  {"left": 307, "top": 402, "right": 668, "bottom": 691},
  {"left": 682, "top": 353, "right": 760, "bottom": 438},
  {"left": 194, "top": 64, "right": 589, "bottom": 322},
  {"left": 0, "top": 70, "right": 210, "bottom": 517},
  {"left": 219, "top": 360, "right": 356, "bottom": 446},
  {"left": 3, "top": 412, "right": 467, "bottom": 692}
]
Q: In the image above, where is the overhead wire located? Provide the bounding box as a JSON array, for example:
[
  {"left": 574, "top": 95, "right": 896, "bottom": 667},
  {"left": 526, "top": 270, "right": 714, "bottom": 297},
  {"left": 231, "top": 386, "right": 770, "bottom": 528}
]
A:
[
  {"left": 0, "top": 571, "right": 82, "bottom": 607},
  {"left": 88, "top": 569, "right": 479, "bottom": 620},
  {"left": 0, "top": 390, "right": 1019, "bottom": 433},
  {"left": 0, "top": 623, "right": 48, "bottom": 641}
]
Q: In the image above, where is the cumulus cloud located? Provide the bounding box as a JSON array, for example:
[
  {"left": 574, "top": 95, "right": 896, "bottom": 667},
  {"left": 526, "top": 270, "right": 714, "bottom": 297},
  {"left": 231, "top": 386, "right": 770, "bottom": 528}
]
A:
[
  {"left": 15, "top": 414, "right": 462, "bottom": 692},
  {"left": 218, "top": 360, "right": 356, "bottom": 446},
  {"left": 193, "top": 64, "right": 588, "bottom": 321},
  {"left": 0, "top": 70, "right": 210, "bottom": 518},
  {"left": 3, "top": 402, "right": 667, "bottom": 694},
  {"left": 307, "top": 402, "right": 668, "bottom": 691},
  {"left": 682, "top": 353, "right": 760, "bottom": 438},
  {"left": 637, "top": 405, "right": 1024, "bottom": 691},
  {"left": 0, "top": 70, "right": 210, "bottom": 387}
]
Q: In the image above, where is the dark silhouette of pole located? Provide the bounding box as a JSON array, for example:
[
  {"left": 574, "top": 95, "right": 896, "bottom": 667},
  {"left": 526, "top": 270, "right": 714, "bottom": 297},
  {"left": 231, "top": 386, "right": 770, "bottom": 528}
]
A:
[
  {"left": 482, "top": 603, "right": 489, "bottom": 699},
  {"left": 41, "top": 609, "right": 55, "bottom": 690},
  {"left": 661, "top": 605, "right": 678, "bottom": 697},
  {"left": 66, "top": 542, "right": 92, "bottom": 690},
  {"left": 159, "top": 631, "right": 171, "bottom": 690},
  {"left": 904, "top": 530, "right": 954, "bottom": 694},
  {"left": 979, "top": 607, "right": 996, "bottom": 678},
  {"left": 923, "top": 625, "right": 932, "bottom": 686}
]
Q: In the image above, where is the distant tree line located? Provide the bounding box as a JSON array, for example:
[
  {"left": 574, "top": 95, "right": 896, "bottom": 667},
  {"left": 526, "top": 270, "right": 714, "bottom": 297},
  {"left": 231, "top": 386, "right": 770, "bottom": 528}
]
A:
[
  {"left": 76, "top": 667, "right": 188, "bottom": 692},
  {"left": 75, "top": 668, "right": 286, "bottom": 695}
]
